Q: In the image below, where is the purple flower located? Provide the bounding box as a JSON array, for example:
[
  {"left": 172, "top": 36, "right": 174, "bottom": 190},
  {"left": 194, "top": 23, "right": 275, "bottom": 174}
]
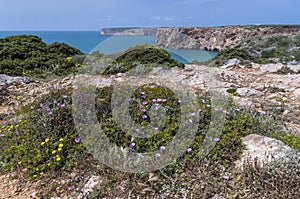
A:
[
  {"left": 188, "top": 119, "right": 193, "bottom": 123},
  {"left": 157, "top": 99, "right": 162, "bottom": 102},
  {"left": 62, "top": 95, "right": 67, "bottom": 99},
  {"left": 40, "top": 103, "right": 44, "bottom": 108},
  {"left": 190, "top": 112, "right": 195, "bottom": 116},
  {"left": 155, "top": 153, "right": 161, "bottom": 158},
  {"left": 160, "top": 146, "right": 165, "bottom": 151},
  {"left": 141, "top": 108, "right": 147, "bottom": 112},
  {"left": 198, "top": 109, "right": 203, "bottom": 113},
  {"left": 128, "top": 98, "right": 133, "bottom": 102},
  {"left": 129, "top": 142, "right": 135, "bottom": 147},
  {"left": 202, "top": 99, "right": 206, "bottom": 104},
  {"left": 142, "top": 101, "right": 148, "bottom": 106},
  {"left": 152, "top": 99, "right": 157, "bottom": 103},
  {"left": 186, "top": 148, "right": 192, "bottom": 153},
  {"left": 57, "top": 103, "right": 61, "bottom": 106},
  {"left": 154, "top": 127, "right": 159, "bottom": 132},
  {"left": 235, "top": 108, "right": 240, "bottom": 112},
  {"left": 74, "top": 137, "right": 81, "bottom": 143},
  {"left": 15, "top": 131, "right": 19, "bottom": 136},
  {"left": 142, "top": 115, "right": 148, "bottom": 119},
  {"left": 47, "top": 107, "right": 51, "bottom": 112},
  {"left": 53, "top": 100, "right": 57, "bottom": 104},
  {"left": 268, "top": 126, "right": 273, "bottom": 131},
  {"left": 48, "top": 111, "right": 53, "bottom": 115},
  {"left": 135, "top": 128, "right": 139, "bottom": 132},
  {"left": 178, "top": 99, "right": 182, "bottom": 103},
  {"left": 141, "top": 131, "right": 145, "bottom": 135},
  {"left": 60, "top": 104, "right": 65, "bottom": 108},
  {"left": 141, "top": 95, "right": 146, "bottom": 99},
  {"left": 69, "top": 185, "right": 75, "bottom": 191},
  {"left": 140, "top": 91, "right": 145, "bottom": 95},
  {"left": 162, "top": 99, "right": 167, "bottom": 102},
  {"left": 11, "top": 117, "right": 15, "bottom": 122},
  {"left": 213, "top": 137, "right": 220, "bottom": 142},
  {"left": 57, "top": 85, "right": 62, "bottom": 90},
  {"left": 223, "top": 175, "right": 230, "bottom": 180}
]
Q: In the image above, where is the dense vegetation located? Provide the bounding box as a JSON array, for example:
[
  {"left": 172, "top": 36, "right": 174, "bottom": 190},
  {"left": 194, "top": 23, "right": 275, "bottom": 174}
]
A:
[
  {"left": 0, "top": 35, "right": 83, "bottom": 77},
  {"left": 0, "top": 85, "right": 299, "bottom": 197},
  {"left": 201, "top": 33, "right": 300, "bottom": 66}
]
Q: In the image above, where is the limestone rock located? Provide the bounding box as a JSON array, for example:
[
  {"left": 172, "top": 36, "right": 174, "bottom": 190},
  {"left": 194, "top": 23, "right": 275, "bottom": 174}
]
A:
[{"left": 235, "top": 134, "right": 298, "bottom": 169}]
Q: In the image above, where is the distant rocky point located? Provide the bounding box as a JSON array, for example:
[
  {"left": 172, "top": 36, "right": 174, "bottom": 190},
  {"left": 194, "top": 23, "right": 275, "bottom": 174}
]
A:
[{"left": 100, "top": 27, "right": 157, "bottom": 36}]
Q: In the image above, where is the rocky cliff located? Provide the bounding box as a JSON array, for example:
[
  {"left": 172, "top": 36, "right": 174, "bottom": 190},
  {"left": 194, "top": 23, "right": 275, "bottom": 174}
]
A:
[
  {"left": 100, "top": 28, "right": 157, "bottom": 36},
  {"left": 156, "top": 25, "right": 300, "bottom": 51}
]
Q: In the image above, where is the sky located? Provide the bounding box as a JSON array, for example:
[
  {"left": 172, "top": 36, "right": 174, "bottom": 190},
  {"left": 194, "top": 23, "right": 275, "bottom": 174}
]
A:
[{"left": 0, "top": 0, "right": 299, "bottom": 30}]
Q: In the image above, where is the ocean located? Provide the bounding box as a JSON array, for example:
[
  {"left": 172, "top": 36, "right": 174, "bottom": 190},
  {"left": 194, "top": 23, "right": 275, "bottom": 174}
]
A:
[{"left": 0, "top": 31, "right": 217, "bottom": 64}]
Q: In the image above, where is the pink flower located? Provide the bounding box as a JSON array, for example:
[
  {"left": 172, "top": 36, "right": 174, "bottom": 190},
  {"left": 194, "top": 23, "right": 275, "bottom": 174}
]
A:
[
  {"left": 74, "top": 137, "right": 80, "bottom": 143},
  {"left": 129, "top": 142, "right": 135, "bottom": 147},
  {"left": 155, "top": 153, "right": 161, "bottom": 157},
  {"left": 213, "top": 137, "right": 220, "bottom": 142},
  {"left": 186, "top": 148, "right": 192, "bottom": 153},
  {"left": 160, "top": 146, "right": 165, "bottom": 151}
]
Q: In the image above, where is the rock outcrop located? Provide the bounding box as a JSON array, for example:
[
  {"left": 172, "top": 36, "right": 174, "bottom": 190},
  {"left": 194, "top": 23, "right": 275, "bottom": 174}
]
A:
[
  {"left": 156, "top": 25, "right": 300, "bottom": 51},
  {"left": 100, "top": 27, "right": 157, "bottom": 36}
]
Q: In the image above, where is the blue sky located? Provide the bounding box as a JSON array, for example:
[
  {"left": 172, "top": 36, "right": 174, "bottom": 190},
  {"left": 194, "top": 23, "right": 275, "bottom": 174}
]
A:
[{"left": 0, "top": 0, "right": 299, "bottom": 30}]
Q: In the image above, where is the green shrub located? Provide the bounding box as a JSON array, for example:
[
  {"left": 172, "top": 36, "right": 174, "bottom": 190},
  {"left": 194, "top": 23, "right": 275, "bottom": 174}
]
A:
[{"left": 0, "top": 35, "right": 83, "bottom": 77}]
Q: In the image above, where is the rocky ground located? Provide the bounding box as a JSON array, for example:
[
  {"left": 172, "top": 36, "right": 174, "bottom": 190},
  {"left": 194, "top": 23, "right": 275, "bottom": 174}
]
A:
[{"left": 0, "top": 61, "right": 299, "bottom": 198}]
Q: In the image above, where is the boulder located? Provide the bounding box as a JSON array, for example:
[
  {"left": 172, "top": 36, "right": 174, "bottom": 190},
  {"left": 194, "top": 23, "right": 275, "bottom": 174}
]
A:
[{"left": 235, "top": 134, "right": 299, "bottom": 170}]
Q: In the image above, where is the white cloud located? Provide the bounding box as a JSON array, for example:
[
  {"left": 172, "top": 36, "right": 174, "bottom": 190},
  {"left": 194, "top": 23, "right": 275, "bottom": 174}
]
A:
[
  {"left": 151, "top": 16, "right": 161, "bottom": 20},
  {"left": 163, "top": 17, "right": 176, "bottom": 21}
]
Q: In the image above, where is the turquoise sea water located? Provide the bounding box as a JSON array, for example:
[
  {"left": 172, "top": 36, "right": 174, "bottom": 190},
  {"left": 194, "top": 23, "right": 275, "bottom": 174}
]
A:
[{"left": 0, "top": 31, "right": 217, "bottom": 64}]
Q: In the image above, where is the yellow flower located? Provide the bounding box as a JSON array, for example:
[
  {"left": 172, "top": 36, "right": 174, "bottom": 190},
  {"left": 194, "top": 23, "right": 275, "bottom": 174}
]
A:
[
  {"left": 47, "top": 163, "right": 51, "bottom": 166},
  {"left": 45, "top": 138, "right": 49, "bottom": 143},
  {"left": 40, "top": 172, "right": 44, "bottom": 176},
  {"left": 58, "top": 144, "right": 63, "bottom": 148},
  {"left": 40, "top": 142, "right": 45, "bottom": 146},
  {"left": 58, "top": 147, "right": 62, "bottom": 152},
  {"left": 35, "top": 168, "right": 39, "bottom": 171},
  {"left": 56, "top": 157, "right": 61, "bottom": 161},
  {"left": 66, "top": 57, "right": 72, "bottom": 62},
  {"left": 18, "top": 119, "right": 22, "bottom": 123},
  {"left": 59, "top": 138, "right": 64, "bottom": 142},
  {"left": 33, "top": 175, "right": 37, "bottom": 178},
  {"left": 17, "top": 96, "right": 21, "bottom": 101},
  {"left": 1, "top": 102, "right": 5, "bottom": 106},
  {"left": 18, "top": 161, "right": 22, "bottom": 165},
  {"left": 52, "top": 150, "right": 56, "bottom": 154}
]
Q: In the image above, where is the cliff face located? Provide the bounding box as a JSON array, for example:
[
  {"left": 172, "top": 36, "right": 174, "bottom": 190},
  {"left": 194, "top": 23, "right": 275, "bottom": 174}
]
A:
[
  {"left": 100, "top": 28, "right": 157, "bottom": 36},
  {"left": 156, "top": 26, "right": 300, "bottom": 51}
]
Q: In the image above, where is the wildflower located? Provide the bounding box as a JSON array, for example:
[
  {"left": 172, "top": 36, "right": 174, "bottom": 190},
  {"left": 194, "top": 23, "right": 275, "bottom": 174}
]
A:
[
  {"left": 52, "top": 150, "right": 57, "bottom": 154},
  {"left": 30, "top": 106, "right": 34, "bottom": 109},
  {"left": 74, "top": 137, "right": 80, "bottom": 143},
  {"left": 47, "top": 163, "right": 51, "bottom": 166},
  {"left": 223, "top": 175, "right": 230, "bottom": 180},
  {"left": 66, "top": 57, "right": 72, "bottom": 62},
  {"left": 157, "top": 99, "right": 162, "bottom": 102},
  {"left": 202, "top": 99, "right": 206, "bottom": 104},
  {"left": 46, "top": 107, "right": 51, "bottom": 112},
  {"left": 142, "top": 115, "right": 148, "bottom": 119},
  {"left": 142, "top": 101, "right": 148, "bottom": 106},
  {"left": 41, "top": 142, "right": 45, "bottom": 146},
  {"left": 60, "top": 104, "right": 65, "bottom": 108},
  {"left": 155, "top": 153, "right": 161, "bottom": 157},
  {"left": 17, "top": 96, "right": 21, "bottom": 101},
  {"left": 206, "top": 104, "right": 211, "bottom": 108},
  {"left": 15, "top": 131, "right": 19, "bottom": 136},
  {"left": 190, "top": 112, "right": 195, "bottom": 116},
  {"left": 48, "top": 111, "right": 53, "bottom": 115},
  {"left": 141, "top": 95, "right": 146, "bottom": 99},
  {"left": 162, "top": 99, "right": 167, "bottom": 102},
  {"left": 33, "top": 175, "right": 37, "bottom": 178},
  {"left": 178, "top": 99, "right": 182, "bottom": 103},
  {"left": 59, "top": 138, "right": 64, "bottom": 142},
  {"left": 213, "top": 137, "right": 220, "bottom": 142},
  {"left": 198, "top": 109, "right": 203, "bottom": 113},
  {"left": 58, "top": 143, "right": 63, "bottom": 148},
  {"left": 129, "top": 142, "right": 135, "bottom": 147},
  {"left": 152, "top": 99, "right": 157, "bottom": 103},
  {"left": 235, "top": 108, "right": 240, "bottom": 112},
  {"left": 128, "top": 98, "right": 133, "bottom": 102},
  {"left": 186, "top": 148, "right": 192, "bottom": 153},
  {"left": 11, "top": 118, "right": 15, "bottom": 122},
  {"left": 40, "top": 103, "right": 44, "bottom": 108},
  {"left": 1, "top": 102, "right": 5, "bottom": 106},
  {"left": 40, "top": 172, "right": 44, "bottom": 176},
  {"left": 62, "top": 95, "right": 67, "bottom": 99},
  {"left": 154, "top": 127, "right": 159, "bottom": 132},
  {"left": 135, "top": 128, "right": 139, "bottom": 133},
  {"left": 58, "top": 148, "right": 62, "bottom": 152},
  {"left": 69, "top": 185, "right": 75, "bottom": 191},
  {"left": 57, "top": 85, "right": 62, "bottom": 90},
  {"left": 140, "top": 91, "right": 145, "bottom": 95},
  {"left": 53, "top": 100, "right": 57, "bottom": 104},
  {"left": 45, "top": 138, "right": 49, "bottom": 142},
  {"left": 141, "top": 108, "right": 147, "bottom": 112},
  {"left": 18, "top": 161, "right": 22, "bottom": 165},
  {"left": 160, "top": 146, "right": 165, "bottom": 151},
  {"left": 188, "top": 119, "right": 193, "bottom": 123},
  {"left": 56, "top": 156, "right": 61, "bottom": 161}
]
